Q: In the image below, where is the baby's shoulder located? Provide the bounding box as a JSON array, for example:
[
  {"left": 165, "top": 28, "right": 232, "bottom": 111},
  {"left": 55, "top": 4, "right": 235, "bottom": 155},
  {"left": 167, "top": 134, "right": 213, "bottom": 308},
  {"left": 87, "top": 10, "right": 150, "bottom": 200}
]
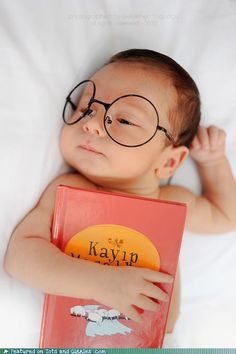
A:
[
  {"left": 159, "top": 184, "right": 196, "bottom": 205},
  {"left": 37, "top": 172, "right": 97, "bottom": 213}
]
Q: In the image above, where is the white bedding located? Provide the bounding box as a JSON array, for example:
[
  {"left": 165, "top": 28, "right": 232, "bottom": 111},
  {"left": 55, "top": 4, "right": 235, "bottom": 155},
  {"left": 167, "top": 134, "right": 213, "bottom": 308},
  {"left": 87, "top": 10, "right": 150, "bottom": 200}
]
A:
[{"left": 0, "top": 0, "right": 236, "bottom": 347}]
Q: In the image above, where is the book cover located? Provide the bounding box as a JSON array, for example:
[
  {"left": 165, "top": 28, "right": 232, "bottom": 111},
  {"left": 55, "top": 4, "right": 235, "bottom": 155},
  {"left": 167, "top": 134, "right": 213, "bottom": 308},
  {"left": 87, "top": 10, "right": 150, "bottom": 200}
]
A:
[{"left": 40, "top": 185, "right": 186, "bottom": 348}]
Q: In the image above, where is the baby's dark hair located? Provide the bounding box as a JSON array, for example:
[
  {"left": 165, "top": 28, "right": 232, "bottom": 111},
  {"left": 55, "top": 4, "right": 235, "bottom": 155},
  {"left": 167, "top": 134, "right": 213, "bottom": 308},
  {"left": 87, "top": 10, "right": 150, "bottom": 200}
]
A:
[{"left": 106, "top": 48, "right": 201, "bottom": 147}]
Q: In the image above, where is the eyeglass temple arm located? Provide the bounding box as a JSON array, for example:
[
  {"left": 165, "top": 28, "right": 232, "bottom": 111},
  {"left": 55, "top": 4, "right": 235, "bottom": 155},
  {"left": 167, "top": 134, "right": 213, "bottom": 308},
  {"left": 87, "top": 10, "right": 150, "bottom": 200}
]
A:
[{"left": 157, "top": 126, "right": 176, "bottom": 144}]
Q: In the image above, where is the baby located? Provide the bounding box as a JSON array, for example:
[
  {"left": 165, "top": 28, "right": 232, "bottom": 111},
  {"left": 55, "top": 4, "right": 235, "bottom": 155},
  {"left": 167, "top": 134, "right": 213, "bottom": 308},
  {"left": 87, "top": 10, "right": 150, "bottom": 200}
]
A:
[{"left": 4, "top": 49, "right": 236, "bottom": 334}]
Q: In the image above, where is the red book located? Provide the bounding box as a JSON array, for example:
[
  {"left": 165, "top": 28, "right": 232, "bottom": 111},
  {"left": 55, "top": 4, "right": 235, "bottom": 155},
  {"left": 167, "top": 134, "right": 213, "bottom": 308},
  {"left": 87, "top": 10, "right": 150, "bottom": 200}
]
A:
[{"left": 40, "top": 185, "right": 186, "bottom": 348}]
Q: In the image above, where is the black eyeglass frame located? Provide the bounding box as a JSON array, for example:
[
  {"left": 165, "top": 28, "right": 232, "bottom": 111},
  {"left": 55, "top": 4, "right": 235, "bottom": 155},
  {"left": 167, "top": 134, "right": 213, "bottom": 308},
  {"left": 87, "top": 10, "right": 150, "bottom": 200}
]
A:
[{"left": 62, "top": 79, "right": 176, "bottom": 148}]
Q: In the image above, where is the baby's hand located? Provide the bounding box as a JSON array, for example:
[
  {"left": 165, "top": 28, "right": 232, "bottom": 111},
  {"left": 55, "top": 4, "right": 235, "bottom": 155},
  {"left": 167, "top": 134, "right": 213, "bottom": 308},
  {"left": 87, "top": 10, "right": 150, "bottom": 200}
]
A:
[
  {"left": 190, "top": 125, "right": 226, "bottom": 164},
  {"left": 94, "top": 265, "right": 173, "bottom": 323}
]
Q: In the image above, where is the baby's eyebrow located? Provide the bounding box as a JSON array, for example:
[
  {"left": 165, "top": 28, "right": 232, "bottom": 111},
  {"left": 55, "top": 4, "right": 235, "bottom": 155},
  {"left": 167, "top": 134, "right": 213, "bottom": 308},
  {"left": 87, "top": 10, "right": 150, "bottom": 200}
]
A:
[
  {"left": 78, "top": 93, "right": 92, "bottom": 104},
  {"left": 119, "top": 102, "right": 151, "bottom": 116},
  {"left": 118, "top": 98, "right": 159, "bottom": 118},
  {"left": 81, "top": 93, "right": 91, "bottom": 99}
]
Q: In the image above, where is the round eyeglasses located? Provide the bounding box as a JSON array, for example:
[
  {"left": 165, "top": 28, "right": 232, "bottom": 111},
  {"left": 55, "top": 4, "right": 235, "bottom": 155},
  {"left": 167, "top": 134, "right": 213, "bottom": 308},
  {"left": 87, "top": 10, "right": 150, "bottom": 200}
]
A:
[{"left": 62, "top": 79, "right": 175, "bottom": 148}]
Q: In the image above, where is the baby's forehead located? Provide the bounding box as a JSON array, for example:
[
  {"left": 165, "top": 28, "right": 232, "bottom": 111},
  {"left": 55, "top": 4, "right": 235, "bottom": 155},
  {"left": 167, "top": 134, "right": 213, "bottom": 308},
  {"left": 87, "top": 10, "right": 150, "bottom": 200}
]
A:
[
  {"left": 89, "top": 62, "right": 177, "bottom": 116},
  {"left": 90, "top": 62, "right": 171, "bottom": 91}
]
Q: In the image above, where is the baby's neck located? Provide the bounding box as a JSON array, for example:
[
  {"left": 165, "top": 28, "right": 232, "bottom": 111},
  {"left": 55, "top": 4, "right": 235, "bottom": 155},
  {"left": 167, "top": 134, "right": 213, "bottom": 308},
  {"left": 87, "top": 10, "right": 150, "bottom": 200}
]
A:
[
  {"left": 96, "top": 182, "right": 161, "bottom": 200},
  {"left": 79, "top": 171, "right": 162, "bottom": 199}
]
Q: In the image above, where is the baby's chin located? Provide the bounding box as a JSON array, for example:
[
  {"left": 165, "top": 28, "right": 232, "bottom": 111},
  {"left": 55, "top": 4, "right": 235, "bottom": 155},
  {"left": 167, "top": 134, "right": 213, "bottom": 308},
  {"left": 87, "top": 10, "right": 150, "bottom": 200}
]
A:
[
  {"left": 68, "top": 162, "right": 107, "bottom": 185},
  {"left": 69, "top": 163, "right": 125, "bottom": 189}
]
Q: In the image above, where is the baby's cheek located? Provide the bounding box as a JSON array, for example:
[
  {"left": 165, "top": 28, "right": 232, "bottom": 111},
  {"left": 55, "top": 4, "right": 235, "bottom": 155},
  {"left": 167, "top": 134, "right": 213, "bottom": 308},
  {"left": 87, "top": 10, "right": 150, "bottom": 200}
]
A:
[{"left": 59, "top": 126, "right": 73, "bottom": 160}]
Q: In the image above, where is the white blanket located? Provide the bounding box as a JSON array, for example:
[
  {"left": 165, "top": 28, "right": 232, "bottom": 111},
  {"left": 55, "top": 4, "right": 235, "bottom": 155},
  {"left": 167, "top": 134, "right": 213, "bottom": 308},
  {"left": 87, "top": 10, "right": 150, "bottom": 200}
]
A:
[{"left": 0, "top": 0, "right": 236, "bottom": 347}]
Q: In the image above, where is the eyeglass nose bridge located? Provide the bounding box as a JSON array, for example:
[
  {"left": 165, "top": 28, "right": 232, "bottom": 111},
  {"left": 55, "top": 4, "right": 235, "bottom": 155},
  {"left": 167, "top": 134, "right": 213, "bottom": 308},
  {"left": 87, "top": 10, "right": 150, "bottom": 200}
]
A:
[
  {"left": 81, "top": 98, "right": 111, "bottom": 133},
  {"left": 89, "top": 98, "right": 111, "bottom": 114},
  {"left": 84, "top": 98, "right": 115, "bottom": 133}
]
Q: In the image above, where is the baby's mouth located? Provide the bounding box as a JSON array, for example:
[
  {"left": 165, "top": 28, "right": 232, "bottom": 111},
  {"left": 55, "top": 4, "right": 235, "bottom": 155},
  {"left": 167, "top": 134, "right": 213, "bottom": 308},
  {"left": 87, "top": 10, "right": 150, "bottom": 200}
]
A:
[{"left": 79, "top": 144, "right": 104, "bottom": 155}]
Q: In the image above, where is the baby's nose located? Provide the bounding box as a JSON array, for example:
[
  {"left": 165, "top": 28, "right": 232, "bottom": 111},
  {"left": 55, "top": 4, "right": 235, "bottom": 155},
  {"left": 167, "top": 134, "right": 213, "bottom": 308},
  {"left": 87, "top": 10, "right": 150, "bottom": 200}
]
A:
[{"left": 82, "top": 108, "right": 106, "bottom": 137}]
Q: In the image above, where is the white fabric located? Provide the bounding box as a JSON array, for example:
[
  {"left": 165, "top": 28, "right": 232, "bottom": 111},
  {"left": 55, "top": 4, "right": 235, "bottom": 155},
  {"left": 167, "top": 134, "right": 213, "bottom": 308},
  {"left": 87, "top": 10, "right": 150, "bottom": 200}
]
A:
[{"left": 0, "top": 0, "right": 236, "bottom": 347}]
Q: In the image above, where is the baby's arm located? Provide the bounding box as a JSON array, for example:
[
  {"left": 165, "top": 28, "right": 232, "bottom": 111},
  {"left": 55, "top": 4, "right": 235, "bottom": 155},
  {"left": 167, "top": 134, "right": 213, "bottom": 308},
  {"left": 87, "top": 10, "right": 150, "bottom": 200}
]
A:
[
  {"left": 4, "top": 174, "right": 102, "bottom": 298},
  {"left": 163, "top": 126, "right": 236, "bottom": 233},
  {"left": 4, "top": 173, "right": 172, "bottom": 322}
]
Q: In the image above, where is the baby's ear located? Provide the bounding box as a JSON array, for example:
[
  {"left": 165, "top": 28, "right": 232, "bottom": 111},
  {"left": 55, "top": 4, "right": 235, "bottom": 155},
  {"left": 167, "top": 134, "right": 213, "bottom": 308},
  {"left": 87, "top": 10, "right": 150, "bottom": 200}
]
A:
[{"left": 155, "top": 145, "right": 189, "bottom": 179}]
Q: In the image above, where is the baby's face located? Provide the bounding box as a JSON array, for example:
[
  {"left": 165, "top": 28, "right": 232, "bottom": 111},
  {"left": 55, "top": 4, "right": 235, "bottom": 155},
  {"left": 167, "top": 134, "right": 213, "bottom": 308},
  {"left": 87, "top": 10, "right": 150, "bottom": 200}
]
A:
[{"left": 60, "top": 61, "right": 177, "bottom": 190}]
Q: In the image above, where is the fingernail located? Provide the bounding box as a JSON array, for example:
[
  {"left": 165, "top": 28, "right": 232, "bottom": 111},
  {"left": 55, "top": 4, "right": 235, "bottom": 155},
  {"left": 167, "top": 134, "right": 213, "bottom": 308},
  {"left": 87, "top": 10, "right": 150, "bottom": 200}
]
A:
[
  {"left": 163, "top": 293, "right": 169, "bottom": 301},
  {"left": 167, "top": 276, "right": 174, "bottom": 283}
]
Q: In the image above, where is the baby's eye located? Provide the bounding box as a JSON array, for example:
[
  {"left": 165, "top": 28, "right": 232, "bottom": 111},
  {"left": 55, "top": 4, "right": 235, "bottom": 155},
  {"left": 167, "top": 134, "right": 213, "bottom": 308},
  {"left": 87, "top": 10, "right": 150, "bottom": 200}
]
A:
[{"left": 117, "top": 118, "right": 135, "bottom": 126}]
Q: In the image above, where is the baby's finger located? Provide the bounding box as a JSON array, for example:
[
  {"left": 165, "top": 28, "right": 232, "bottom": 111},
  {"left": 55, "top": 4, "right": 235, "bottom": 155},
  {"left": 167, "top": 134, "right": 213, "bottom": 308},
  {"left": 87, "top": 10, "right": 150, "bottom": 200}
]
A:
[
  {"left": 208, "top": 125, "right": 220, "bottom": 149},
  {"left": 141, "top": 268, "right": 173, "bottom": 284},
  {"left": 197, "top": 126, "right": 210, "bottom": 148},
  {"left": 125, "top": 305, "right": 143, "bottom": 323},
  {"left": 135, "top": 294, "right": 161, "bottom": 312},
  {"left": 190, "top": 135, "right": 201, "bottom": 150},
  {"left": 218, "top": 129, "right": 226, "bottom": 146},
  {"left": 143, "top": 280, "right": 169, "bottom": 302}
]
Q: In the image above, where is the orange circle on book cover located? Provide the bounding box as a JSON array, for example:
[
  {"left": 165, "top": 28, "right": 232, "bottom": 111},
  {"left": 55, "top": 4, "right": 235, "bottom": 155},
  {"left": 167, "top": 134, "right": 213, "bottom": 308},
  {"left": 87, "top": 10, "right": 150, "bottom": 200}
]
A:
[{"left": 65, "top": 224, "right": 160, "bottom": 270}]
